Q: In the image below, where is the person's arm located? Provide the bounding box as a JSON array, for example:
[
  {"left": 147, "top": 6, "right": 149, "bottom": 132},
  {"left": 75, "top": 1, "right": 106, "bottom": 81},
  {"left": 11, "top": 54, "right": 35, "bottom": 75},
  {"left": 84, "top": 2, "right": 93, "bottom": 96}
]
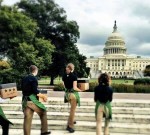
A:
[
  {"left": 62, "top": 75, "right": 66, "bottom": 90},
  {"left": 31, "top": 78, "right": 39, "bottom": 95},
  {"left": 62, "top": 81, "right": 67, "bottom": 92},
  {"left": 109, "top": 87, "right": 113, "bottom": 102},
  {"left": 72, "top": 74, "right": 82, "bottom": 92},
  {"left": 94, "top": 87, "right": 97, "bottom": 102},
  {"left": 73, "top": 81, "right": 82, "bottom": 92}
]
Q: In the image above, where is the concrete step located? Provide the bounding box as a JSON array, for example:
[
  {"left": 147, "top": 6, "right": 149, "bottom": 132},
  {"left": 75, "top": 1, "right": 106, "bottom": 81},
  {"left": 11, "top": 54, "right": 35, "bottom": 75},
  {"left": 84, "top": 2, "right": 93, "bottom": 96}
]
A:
[
  {"left": 4, "top": 97, "right": 150, "bottom": 108},
  {"left": 9, "top": 119, "right": 150, "bottom": 134},
  {"left": 38, "top": 85, "right": 55, "bottom": 90},
  {"left": 7, "top": 129, "right": 150, "bottom": 135},
  {"left": 16, "top": 91, "right": 150, "bottom": 100},
  {"left": 1, "top": 103, "right": 150, "bottom": 115},
  {"left": 1, "top": 97, "right": 150, "bottom": 134},
  {"left": 3, "top": 111, "right": 150, "bottom": 124}
]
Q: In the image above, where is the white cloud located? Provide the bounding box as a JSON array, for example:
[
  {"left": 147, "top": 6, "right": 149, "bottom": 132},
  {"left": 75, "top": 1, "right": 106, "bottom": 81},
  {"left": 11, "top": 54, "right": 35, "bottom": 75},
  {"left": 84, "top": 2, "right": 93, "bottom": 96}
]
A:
[
  {"left": 2, "top": 0, "right": 20, "bottom": 5},
  {"left": 77, "top": 43, "right": 103, "bottom": 58},
  {"left": 2, "top": 0, "right": 150, "bottom": 58},
  {"left": 55, "top": 0, "right": 150, "bottom": 58},
  {"left": 139, "top": 43, "right": 150, "bottom": 50}
]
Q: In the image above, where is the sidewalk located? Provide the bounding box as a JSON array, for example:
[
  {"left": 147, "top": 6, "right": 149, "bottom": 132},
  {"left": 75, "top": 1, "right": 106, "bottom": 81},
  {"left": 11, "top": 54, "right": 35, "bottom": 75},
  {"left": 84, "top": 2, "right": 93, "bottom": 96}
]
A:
[{"left": 17, "top": 91, "right": 150, "bottom": 100}]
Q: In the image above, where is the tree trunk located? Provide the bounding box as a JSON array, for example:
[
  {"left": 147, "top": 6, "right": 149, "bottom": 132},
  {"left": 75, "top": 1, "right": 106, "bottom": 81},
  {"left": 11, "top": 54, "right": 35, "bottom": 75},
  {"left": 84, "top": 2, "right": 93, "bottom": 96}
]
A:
[{"left": 50, "top": 76, "right": 54, "bottom": 85}]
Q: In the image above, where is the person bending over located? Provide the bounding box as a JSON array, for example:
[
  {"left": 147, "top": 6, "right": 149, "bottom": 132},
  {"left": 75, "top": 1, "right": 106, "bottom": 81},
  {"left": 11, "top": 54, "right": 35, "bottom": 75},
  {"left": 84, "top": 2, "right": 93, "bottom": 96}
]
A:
[{"left": 21, "top": 65, "right": 50, "bottom": 135}]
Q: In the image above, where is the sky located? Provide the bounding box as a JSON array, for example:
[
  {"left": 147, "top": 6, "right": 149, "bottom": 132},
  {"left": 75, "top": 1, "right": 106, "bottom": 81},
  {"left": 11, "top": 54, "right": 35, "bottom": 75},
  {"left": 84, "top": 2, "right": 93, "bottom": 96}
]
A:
[{"left": 2, "top": 0, "right": 150, "bottom": 58}]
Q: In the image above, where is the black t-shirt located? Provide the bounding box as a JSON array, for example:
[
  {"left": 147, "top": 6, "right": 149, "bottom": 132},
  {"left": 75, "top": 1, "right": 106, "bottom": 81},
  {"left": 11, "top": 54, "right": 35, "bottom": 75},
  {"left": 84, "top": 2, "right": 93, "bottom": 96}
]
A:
[
  {"left": 21, "top": 74, "right": 39, "bottom": 96},
  {"left": 62, "top": 72, "right": 77, "bottom": 89},
  {"left": 94, "top": 85, "right": 113, "bottom": 103}
]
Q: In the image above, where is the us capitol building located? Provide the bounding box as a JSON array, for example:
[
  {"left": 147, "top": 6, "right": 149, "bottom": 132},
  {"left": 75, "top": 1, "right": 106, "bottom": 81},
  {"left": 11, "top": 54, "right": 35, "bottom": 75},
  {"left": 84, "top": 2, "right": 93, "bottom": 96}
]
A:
[{"left": 86, "top": 21, "right": 150, "bottom": 78}]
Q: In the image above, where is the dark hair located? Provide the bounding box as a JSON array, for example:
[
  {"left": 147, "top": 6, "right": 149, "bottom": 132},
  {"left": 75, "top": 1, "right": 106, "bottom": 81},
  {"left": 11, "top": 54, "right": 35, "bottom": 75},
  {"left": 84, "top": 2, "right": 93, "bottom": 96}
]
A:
[
  {"left": 98, "top": 73, "right": 110, "bottom": 86},
  {"left": 29, "top": 65, "right": 38, "bottom": 73}
]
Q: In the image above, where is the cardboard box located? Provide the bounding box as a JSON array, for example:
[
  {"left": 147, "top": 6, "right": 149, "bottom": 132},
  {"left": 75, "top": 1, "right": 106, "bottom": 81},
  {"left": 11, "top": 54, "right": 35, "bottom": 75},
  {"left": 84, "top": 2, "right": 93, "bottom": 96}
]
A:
[
  {"left": 77, "top": 78, "right": 89, "bottom": 91},
  {"left": 0, "top": 83, "right": 18, "bottom": 99}
]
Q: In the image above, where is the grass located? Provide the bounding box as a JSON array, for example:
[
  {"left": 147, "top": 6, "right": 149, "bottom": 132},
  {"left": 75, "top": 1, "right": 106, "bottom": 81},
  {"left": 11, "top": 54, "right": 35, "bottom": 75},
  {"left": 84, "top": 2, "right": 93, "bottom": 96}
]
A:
[
  {"left": 111, "top": 79, "right": 134, "bottom": 85},
  {"left": 38, "top": 77, "right": 134, "bottom": 85},
  {"left": 38, "top": 77, "right": 62, "bottom": 85}
]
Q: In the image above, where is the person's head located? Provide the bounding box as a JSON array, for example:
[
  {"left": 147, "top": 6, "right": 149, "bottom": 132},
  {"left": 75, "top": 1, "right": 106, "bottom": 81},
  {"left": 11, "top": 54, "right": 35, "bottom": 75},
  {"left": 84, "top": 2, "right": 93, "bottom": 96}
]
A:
[
  {"left": 29, "top": 65, "right": 38, "bottom": 76},
  {"left": 98, "top": 73, "right": 111, "bottom": 86},
  {"left": 66, "top": 63, "right": 74, "bottom": 74}
]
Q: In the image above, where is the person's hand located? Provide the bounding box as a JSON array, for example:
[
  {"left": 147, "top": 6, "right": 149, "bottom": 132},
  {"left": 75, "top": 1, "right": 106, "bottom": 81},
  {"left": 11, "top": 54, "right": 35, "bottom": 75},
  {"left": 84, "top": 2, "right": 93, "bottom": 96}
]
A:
[
  {"left": 37, "top": 93, "right": 47, "bottom": 102},
  {"left": 43, "top": 95, "right": 47, "bottom": 102}
]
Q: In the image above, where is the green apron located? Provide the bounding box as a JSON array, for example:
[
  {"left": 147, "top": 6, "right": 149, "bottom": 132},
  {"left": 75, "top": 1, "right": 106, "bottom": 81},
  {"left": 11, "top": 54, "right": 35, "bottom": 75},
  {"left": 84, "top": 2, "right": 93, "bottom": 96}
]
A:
[
  {"left": 64, "top": 88, "right": 80, "bottom": 106},
  {"left": 95, "top": 100, "right": 112, "bottom": 120},
  {"left": 22, "top": 94, "right": 46, "bottom": 111},
  {"left": 0, "top": 106, "right": 13, "bottom": 125}
]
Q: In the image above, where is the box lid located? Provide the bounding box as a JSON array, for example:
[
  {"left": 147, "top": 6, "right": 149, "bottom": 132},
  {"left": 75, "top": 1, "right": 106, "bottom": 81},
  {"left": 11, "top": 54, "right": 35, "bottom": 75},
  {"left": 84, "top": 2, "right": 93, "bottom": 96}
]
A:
[
  {"left": 77, "top": 78, "right": 89, "bottom": 83},
  {"left": 0, "top": 83, "right": 16, "bottom": 89}
]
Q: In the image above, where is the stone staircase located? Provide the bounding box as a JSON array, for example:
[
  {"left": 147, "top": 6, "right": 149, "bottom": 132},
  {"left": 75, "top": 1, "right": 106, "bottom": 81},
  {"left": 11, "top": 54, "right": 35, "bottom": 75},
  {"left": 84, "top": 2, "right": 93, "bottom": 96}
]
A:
[{"left": 0, "top": 96, "right": 150, "bottom": 135}]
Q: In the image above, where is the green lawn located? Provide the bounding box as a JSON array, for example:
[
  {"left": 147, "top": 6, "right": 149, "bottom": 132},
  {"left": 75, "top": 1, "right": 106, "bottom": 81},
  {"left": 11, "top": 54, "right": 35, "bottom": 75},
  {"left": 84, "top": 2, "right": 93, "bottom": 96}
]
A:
[
  {"left": 112, "top": 79, "right": 134, "bottom": 85},
  {"left": 38, "top": 77, "right": 62, "bottom": 85},
  {"left": 87, "top": 78, "right": 134, "bottom": 85},
  {"left": 38, "top": 77, "right": 134, "bottom": 85}
]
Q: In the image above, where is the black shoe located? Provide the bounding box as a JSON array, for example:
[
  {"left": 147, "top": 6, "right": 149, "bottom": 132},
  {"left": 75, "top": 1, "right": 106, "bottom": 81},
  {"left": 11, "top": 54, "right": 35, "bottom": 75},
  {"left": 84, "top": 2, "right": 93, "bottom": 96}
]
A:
[
  {"left": 66, "top": 126, "right": 75, "bottom": 133},
  {"left": 74, "top": 121, "right": 77, "bottom": 124},
  {"left": 41, "top": 131, "right": 51, "bottom": 135}
]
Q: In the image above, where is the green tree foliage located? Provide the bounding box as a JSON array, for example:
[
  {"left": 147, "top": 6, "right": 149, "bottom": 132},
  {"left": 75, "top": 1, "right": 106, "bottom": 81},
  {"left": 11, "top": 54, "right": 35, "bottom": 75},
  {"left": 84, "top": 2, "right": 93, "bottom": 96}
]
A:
[
  {"left": 0, "top": 5, "right": 54, "bottom": 74},
  {"left": 144, "top": 65, "right": 150, "bottom": 76},
  {"left": 0, "top": 60, "right": 10, "bottom": 69},
  {"left": 17, "top": 0, "right": 90, "bottom": 84}
]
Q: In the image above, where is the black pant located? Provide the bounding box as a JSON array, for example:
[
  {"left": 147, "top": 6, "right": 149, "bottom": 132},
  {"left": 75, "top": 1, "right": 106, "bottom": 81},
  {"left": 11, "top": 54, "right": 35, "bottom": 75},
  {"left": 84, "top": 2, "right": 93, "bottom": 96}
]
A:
[{"left": 0, "top": 116, "right": 9, "bottom": 135}]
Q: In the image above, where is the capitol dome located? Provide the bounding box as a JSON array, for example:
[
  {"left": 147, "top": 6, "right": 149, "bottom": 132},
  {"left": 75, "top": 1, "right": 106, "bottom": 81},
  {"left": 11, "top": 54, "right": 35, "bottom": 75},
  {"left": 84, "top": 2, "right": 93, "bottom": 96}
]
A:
[
  {"left": 108, "top": 32, "right": 124, "bottom": 41},
  {"left": 103, "top": 21, "right": 127, "bottom": 56}
]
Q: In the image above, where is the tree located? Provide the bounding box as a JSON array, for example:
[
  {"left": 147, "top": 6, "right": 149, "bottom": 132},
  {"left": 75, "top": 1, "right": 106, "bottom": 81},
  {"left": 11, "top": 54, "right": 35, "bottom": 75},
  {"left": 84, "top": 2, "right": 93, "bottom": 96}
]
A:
[
  {"left": 0, "top": 5, "right": 54, "bottom": 81},
  {"left": 0, "top": 60, "right": 10, "bottom": 69},
  {"left": 144, "top": 65, "right": 150, "bottom": 76},
  {"left": 17, "top": 0, "right": 89, "bottom": 84}
]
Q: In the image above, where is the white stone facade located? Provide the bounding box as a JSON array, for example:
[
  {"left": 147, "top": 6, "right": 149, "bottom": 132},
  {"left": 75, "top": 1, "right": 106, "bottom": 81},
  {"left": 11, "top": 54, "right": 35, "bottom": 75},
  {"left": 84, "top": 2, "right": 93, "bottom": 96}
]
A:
[{"left": 86, "top": 21, "right": 150, "bottom": 78}]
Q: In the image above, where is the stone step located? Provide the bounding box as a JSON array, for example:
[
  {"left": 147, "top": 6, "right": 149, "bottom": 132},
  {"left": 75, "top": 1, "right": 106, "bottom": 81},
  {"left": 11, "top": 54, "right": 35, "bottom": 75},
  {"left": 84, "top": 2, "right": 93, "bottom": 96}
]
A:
[
  {"left": 39, "top": 88, "right": 54, "bottom": 91},
  {"left": 16, "top": 91, "right": 150, "bottom": 100},
  {"left": 8, "top": 119, "right": 150, "bottom": 134},
  {"left": 4, "top": 97, "right": 150, "bottom": 108},
  {"left": 6, "top": 129, "right": 150, "bottom": 135},
  {"left": 1, "top": 97, "right": 150, "bottom": 134},
  {"left": 1, "top": 104, "right": 150, "bottom": 115},
  {"left": 4, "top": 111, "right": 150, "bottom": 124},
  {"left": 38, "top": 85, "right": 55, "bottom": 90}
]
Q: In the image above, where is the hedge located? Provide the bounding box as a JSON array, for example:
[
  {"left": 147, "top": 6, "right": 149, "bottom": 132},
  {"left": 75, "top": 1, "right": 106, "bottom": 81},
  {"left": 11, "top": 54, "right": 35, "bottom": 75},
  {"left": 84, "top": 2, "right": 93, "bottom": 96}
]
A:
[
  {"left": 134, "top": 78, "right": 150, "bottom": 85},
  {"left": 54, "top": 82, "right": 150, "bottom": 93}
]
